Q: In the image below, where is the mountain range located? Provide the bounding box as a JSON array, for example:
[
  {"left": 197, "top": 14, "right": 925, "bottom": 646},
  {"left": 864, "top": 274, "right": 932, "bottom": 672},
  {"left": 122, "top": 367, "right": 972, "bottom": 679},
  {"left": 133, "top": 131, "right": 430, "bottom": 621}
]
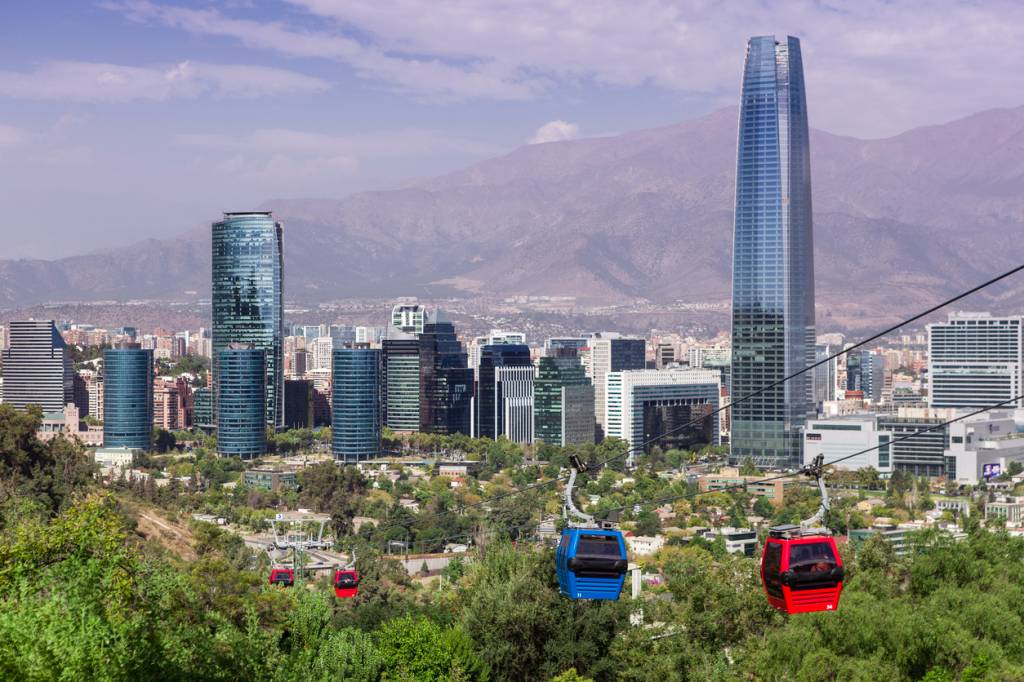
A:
[{"left": 2, "top": 104, "right": 1023, "bottom": 326}]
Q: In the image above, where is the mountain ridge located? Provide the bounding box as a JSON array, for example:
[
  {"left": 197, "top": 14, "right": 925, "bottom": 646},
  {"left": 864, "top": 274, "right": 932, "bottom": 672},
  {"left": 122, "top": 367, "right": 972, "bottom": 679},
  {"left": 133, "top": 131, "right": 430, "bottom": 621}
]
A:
[{"left": 2, "top": 104, "right": 1023, "bottom": 325}]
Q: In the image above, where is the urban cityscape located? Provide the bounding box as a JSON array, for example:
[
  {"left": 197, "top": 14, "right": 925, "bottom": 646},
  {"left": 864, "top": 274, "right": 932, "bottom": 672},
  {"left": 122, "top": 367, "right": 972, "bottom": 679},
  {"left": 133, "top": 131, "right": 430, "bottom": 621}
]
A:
[{"left": 3, "top": 4, "right": 1024, "bottom": 681}]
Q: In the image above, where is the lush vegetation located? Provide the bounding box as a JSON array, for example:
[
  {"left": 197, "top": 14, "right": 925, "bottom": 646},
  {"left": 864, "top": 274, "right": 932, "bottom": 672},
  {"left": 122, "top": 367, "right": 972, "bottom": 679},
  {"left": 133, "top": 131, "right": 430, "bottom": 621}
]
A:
[{"left": 3, "top": 403, "right": 1024, "bottom": 680}]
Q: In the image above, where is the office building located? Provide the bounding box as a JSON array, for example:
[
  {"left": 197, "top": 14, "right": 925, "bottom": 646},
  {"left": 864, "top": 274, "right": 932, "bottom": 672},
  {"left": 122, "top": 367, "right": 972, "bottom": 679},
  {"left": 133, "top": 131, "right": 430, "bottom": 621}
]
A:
[
  {"left": 927, "top": 313, "right": 1024, "bottom": 409},
  {"left": 687, "top": 346, "right": 731, "bottom": 369},
  {"left": 877, "top": 407, "right": 957, "bottom": 477},
  {"left": 1, "top": 320, "right": 74, "bottom": 413},
  {"left": 535, "top": 352, "right": 595, "bottom": 446},
  {"left": 803, "top": 417, "right": 894, "bottom": 474},
  {"left": 945, "top": 410, "right": 1024, "bottom": 485},
  {"left": 813, "top": 344, "right": 838, "bottom": 409},
  {"left": 284, "top": 379, "right": 315, "bottom": 429},
  {"left": 655, "top": 343, "right": 677, "bottom": 370},
  {"left": 544, "top": 338, "right": 587, "bottom": 357},
  {"left": 730, "top": 35, "right": 816, "bottom": 469},
  {"left": 103, "top": 344, "right": 154, "bottom": 449},
  {"left": 588, "top": 333, "right": 646, "bottom": 434},
  {"left": 382, "top": 331, "right": 421, "bottom": 432},
  {"left": 309, "top": 336, "right": 334, "bottom": 371},
  {"left": 471, "top": 330, "right": 527, "bottom": 369},
  {"left": 419, "top": 312, "right": 473, "bottom": 436},
  {"left": 192, "top": 387, "right": 214, "bottom": 431},
  {"left": 605, "top": 368, "right": 720, "bottom": 460},
  {"left": 846, "top": 350, "right": 885, "bottom": 403},
  {"left": 332, "top": 347, "right": 381, "bottom": 463},
  {"left": 391, "top": 304, "right": 426, "bottom": 334},
  {"left": 211, "top": 211, "right": 283, "bottom": 429},
  {"left": 217, "top": 344, "right": 267, "bottom": 458},
  {"left": 476, "top": 344, "right": 532, "bottom": 440}
]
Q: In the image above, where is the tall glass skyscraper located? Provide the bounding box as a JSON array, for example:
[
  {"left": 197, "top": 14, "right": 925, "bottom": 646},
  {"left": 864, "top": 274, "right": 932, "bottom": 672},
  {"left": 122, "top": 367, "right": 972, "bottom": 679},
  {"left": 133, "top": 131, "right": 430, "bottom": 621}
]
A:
[
  {"left": 332, "top": 347, "right": 381, "bottom": 463},
  {"left": 476, "top": 344, "right": 532, "bottom": 440},
  {"left": 382, "top": 332, "right": 421, "bottom": 432},
  {"left": 217, "top": 344, "right": 267, "bottom": 459},
  {"left": 730, "top": 35, "right": 815, "bottom": 469},
  {"left": 102, "top": 344, "right": 153, "bottom": 449},
  {"left": 211, "top": 212, "right": 283, "bottom": 429},
  {"left": 419, "top": 312, "right": 473, "bottom": 436},
  {"left": 535, "top": 351, "right": 595, "bottom": 446}
]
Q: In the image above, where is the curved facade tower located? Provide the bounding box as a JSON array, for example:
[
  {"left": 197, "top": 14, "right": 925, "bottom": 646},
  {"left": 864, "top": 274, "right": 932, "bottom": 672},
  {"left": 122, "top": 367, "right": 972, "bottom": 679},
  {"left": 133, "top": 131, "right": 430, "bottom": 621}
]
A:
[
  {"left": 332, "top": 347, "right": 381, "bottom": 463},
  {"left": 730, "top": 36, "right": 815, "bottom": 469},
  {"left": 217, "top": 344, "right": 267, "bottom": 458},
  {"left": 103, "top": 344, "right": 153, "bottom": 449},
  {"left": 211, "top": 212, "right": 283, "bottom": 430}
]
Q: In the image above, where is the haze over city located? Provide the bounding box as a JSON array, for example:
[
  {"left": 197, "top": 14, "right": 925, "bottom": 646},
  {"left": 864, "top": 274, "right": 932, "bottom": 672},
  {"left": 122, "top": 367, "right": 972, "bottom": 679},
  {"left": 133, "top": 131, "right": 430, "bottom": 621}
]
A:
[{"left": 3, "top": 3, "right": 1024, "bottom": 681}]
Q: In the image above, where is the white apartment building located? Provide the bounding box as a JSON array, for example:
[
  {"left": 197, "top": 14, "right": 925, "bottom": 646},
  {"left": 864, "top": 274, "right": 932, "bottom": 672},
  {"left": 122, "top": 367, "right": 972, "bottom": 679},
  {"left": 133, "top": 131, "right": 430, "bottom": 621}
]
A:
[
  {"left": 803, "top": 416, "right": 895, "bottom": 474},
  {"left": 928, "top": 312, "right": 1024, "bottom": 409}
]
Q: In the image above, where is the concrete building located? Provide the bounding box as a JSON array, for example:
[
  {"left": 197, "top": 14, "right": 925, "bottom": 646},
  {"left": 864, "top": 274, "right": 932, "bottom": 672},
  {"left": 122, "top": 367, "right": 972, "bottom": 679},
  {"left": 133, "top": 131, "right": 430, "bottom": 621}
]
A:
[
  {"left": 391, "top": 303, "right": 426, "bottom": 335},
  {"left": 605, "top": 368, "right": 720, "bottom": 460},
  {"left": 1, "top": 320, "right": 74, "bottom": 413},
  {"left": 382, "top": 332, "right": 421, "bottom": 432},
  {"left": 928, "top": 313, "right": 1024, "bottom": 409},
  {"left": 803, "top": 416, "right": 895, "bottom": 474},
  {"left": 877, "top": 407, "right": 958, "bottom": 477},
  {"left": 945, "top": 410, "right": 1024, "bottom": 485},
  {"left": 588, "top": 333, "right": 646, "bottom": 434},
  {"left": 698, "top": 470, "right": 795, "bottom": 506},
  {"left": 701, "top": 527, "right": 758, "bottom": 556},
  {"left": 37, "top": 403, "right": 104, "bottom": 446}
]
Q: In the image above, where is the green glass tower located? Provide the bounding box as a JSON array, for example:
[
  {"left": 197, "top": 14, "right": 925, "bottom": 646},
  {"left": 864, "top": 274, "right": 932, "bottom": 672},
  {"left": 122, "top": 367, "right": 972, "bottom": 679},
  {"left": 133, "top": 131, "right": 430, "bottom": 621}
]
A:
[{"left": 535, "top": 351, "right": 594, "bottom": 446}]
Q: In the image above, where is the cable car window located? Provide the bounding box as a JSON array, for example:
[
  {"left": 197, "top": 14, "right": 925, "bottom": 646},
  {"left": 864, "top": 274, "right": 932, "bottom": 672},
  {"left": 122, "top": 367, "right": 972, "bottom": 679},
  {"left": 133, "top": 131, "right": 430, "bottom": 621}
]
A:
[
  {"left": 763, "top": 542, "right": 783, "bottom": 598},
  {"left": 789, "top": 542, "right": 837, "bottom": 572},
  {"left": 577, "top": 535, "right": 622, "bottom": 557}
]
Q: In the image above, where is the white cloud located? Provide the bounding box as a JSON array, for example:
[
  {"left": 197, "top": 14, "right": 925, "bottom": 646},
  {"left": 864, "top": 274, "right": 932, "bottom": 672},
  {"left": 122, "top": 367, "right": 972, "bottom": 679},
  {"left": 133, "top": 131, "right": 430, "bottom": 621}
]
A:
[
  {"left": 0, "top": 124, "right": 26, "bottom": 148},
  {"left": 0, "top": 60, "right": 329, "bottom": 102},
  {"left": 528, "top": 120, "right": 580, "bottom": 145},
  {"left": 104, "top": 0, "right": 1024, "bottom": 136}
]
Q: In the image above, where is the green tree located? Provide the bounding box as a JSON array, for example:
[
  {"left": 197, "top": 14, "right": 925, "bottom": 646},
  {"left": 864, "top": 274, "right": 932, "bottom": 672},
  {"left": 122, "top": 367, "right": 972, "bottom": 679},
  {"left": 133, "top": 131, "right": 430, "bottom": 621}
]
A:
[{"left": 376, "top": 615, "right": 488, "bottom": 681}]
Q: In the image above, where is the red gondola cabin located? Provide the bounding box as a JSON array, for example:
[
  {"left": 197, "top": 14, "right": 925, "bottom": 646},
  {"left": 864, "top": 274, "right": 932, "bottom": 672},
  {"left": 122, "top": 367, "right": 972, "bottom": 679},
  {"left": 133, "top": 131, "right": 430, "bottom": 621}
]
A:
[
  {"left": 269, "top": 568, "right": 294, "bottom": 587},
  {"left": 761, "top": 525, "right": 844, "bottom": 614},
  {"left": 334, "top": 570, "right": 359, "bottom": 598}
]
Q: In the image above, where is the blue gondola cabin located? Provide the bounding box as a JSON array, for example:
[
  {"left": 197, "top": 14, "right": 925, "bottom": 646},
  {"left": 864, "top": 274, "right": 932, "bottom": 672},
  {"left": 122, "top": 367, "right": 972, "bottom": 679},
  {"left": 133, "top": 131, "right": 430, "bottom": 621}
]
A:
[{"left": 556, "top": 528, "right": 628, "bottom": 600}]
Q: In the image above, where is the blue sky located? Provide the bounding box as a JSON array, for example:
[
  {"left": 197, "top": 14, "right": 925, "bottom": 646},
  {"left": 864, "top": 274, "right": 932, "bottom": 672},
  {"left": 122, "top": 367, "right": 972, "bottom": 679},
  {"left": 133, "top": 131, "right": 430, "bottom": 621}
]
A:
[{"left": 2, "top": 0, "right": 1023, "bottom": 259}]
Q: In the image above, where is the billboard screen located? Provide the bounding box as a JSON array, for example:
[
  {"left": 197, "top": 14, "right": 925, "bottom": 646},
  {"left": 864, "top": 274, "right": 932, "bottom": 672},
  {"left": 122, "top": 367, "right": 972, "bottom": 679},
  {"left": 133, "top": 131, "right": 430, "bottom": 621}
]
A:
[{"left": 982, "top": 463, "right": 1002, "bottom": 480}]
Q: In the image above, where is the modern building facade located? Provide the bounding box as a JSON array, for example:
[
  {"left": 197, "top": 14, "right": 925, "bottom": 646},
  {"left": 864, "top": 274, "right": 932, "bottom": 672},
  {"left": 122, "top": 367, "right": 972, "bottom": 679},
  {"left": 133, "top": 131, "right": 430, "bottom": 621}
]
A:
[
  {"left": 391, "top": 304, "right": 427, "bottom": 335},
  {"left": 876, "top": 408, "right": 956, "bottom": 478},
  {"left": 588, "top": 333, "right": 646, "bottom": 434},
  {"left": 471, "top": 330, "right": 528, "bottom": 370},
  {"left": 332, "top": 347, "right": 381, "bottom": 463},
  {"left": 217, "top": 344, "right": 267, "bottom": 458},
  {"left": 813, "top": 344, "right": 838, "bottom": 410},
  {"left": 927, "top": 313, "right": 1024, "bottom": 409},
  {"left": 192, "top": 387, "right": 214, "bottom": 432},
  {"left": 846, "top": 350, "right": 885, "bottom": 403},
  {"left": 211, "top": 211, "right": 283, "bottom": 429},
  {"left": 476, "top": 344, "right": 532, "bottom": 439},
  {"left": 605, "top": 368, "right": 721, "bottom": 461},
  {"left": 535, "top": 353, "right": 595, "bottom": 446},
  {"left": 1, "top": 320, "right": 74, "bottom": 413},
  {"left": 730, "top": 35, "right": 816, "bottom": 469},
  {"left": 945, "top": 410, "right": 1024, "bottom": 485},
  {"left": 419, "top": 313, "right": 473, "bottom": 436},
  {"left": 382, "top": 332, "right": 421, "bottom": 432},
  {"left": 102, "top": 344, "right": 154, "bottom": 449},
  {"left": 802, "top": 417, "right": 894, "bottom": 474},
  {"left": 284, "top": 379, "right": 315, "bottom": 429}
]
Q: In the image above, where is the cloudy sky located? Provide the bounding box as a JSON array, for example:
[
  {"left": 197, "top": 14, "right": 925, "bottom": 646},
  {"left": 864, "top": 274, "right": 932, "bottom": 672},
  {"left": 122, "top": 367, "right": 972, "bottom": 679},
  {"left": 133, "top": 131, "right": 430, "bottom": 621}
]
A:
[{"left": 2, "top": 0, "right": 1023, "bottom": 259}]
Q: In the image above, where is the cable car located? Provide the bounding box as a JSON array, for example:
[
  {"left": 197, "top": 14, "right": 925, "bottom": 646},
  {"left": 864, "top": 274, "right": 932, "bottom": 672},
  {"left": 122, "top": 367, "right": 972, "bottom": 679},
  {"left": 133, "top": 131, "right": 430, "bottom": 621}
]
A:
[
  {"left": 761, "top": 527, "right": 844, "bottom": 614},
  {"left": 760, "top": 455, "right": 844, "bottom": 614},
  {"left": 334, "top": 569, "right": 359, "bottom": 598},
  {"left": 556, "top": 455, "right": 628, "bottom": 601},
  {"left": 268, "top": 568, "right": 294, "bottom": 587},
  {"left": 556, "top": 527, "right": 628, "bottom": 600}
]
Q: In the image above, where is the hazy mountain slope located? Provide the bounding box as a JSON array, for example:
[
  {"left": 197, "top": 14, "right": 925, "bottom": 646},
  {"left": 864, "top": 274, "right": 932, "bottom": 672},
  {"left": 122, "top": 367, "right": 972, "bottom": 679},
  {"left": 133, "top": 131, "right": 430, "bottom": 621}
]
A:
[{"left": 2, "top": 105, "right": 1022, "bottom": 318}]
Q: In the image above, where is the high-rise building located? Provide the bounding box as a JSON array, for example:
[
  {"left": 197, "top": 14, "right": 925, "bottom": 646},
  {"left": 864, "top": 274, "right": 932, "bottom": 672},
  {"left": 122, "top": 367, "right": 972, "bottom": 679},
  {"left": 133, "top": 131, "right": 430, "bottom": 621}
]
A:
[
  {"left": 332, "top": 347, "right": 381, "bottom": 463},
  {"left": 730, "top": 35, "right": 816, "bottom": 469},
  {"left": 193, "top": 387, "right": 214, "bottom": 432},
  {"left": 588, "top": 333, "right": 646, "bottom": 434},
  {"left": 605, "top": 368, "right": 720, "bottom": 461},
  {"left": 535, "top": 352, "right": 595, "bottom": 446},
  {"left": 217, "top": 344, "right": 267, "bottom": 458},
  {"left": 655, "top": 343, "right": 677, "bottom": 370},
  {"left": 927, "top": 313, "right": 1024, "bottom": 409},
  {"left": 211, "top": 211, "right": 283, "bottom": 429},
  {"left": 309, "top": 336, "right": 334, "bottom": 371},
  {"left": 419, "top": 312, "right": 473, "bottom": 436},
  {"left": 813, "top": 344, "right": 838, "bottom": 410},
  {"left": 494, "top": 366, "right": 535, "bottom": 444},
  {"left": 544, "top": 338, "right": 587, "bottom": 357},
  {"left": 471, "top": 330, "right": 528, "bottom": 370},
  {"left": 284, "top": 379, "right": 315, "bottom": 429},
  {"left": 476, "top": 344, "right": 533, "bottom": 439},
  {"left": 103, "top": 344, "right": 154, "bottom": 449},
  {"left": 391, "top": 304, "right": 426, "bottom": 334},
  {"left": 846, "top": 350, "right": 885, "bottom": 403},
  {"left": 1, "top": 320, "right": 74, "bottom": 413},
  {"left": 382, "top": 331, "right": 421, "bottom": 432}
]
